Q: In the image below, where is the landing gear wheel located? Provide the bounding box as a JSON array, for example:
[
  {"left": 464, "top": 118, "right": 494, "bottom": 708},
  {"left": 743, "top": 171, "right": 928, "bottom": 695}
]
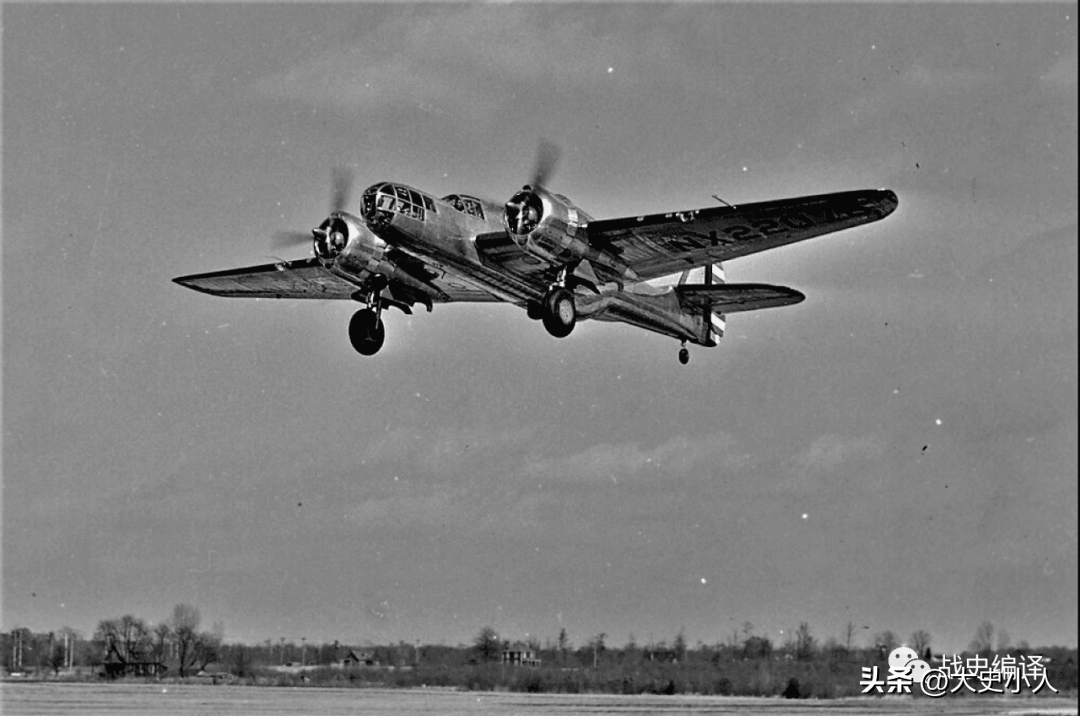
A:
[
  {"left": 678, "top": 347, "right": 690, "bottom": 365},
  {"left": 349, "top": 308, "right": 385, "bottom": 356},
  {"left": 541, "top": 288, "right": 576, "bottom": 338}
]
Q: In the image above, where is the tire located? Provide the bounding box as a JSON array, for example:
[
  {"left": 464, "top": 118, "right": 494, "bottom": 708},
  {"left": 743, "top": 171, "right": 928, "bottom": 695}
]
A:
[
  {"left": 541, "top": 288, "right": 576, "bottom": 338},
  {"left": 349, "top": 309, "right": 385, "bottom": 356}
]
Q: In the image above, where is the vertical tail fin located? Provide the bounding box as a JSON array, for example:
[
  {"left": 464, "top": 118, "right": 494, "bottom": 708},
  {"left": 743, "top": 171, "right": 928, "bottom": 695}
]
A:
[{"left": 678, "top": 263, "right": 726, "bottom": 344}]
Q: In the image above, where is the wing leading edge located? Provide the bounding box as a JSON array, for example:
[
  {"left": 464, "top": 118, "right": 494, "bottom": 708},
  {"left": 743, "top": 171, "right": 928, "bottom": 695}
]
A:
[
  {"left": 587, "top": 188, "right": 898, "bottom": 281},
  {"left": 173, "top": 258, "right": 358, "bottom": 299},
  {"left": 173, "top": 257, "right": 504, "bottom": 305}
]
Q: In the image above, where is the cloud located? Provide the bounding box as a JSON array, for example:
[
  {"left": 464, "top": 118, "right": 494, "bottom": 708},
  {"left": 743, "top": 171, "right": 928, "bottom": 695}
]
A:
[
  {"left": 903, "top": 62, "right": 995, "bottom": 91},
  {"left": 778, "top": 434, "right": 887, "bottom": 495},
  {"left": 356, "top": 423, "right": 538, "bottom": 477},
  {"left": 518, "top": 432, "right": 742, "bottom": 484},
  {"left": 1041, "top": 54, "right": 1078, "bottom": 90},
  {"left": 343, "top": 483, "right": 468, "bottom": 530}
]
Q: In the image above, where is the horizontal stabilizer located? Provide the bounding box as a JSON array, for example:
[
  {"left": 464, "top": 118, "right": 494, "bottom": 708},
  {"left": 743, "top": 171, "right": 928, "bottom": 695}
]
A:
[{"left": 675, "top": 283, "right": 805, "bottom": 314}]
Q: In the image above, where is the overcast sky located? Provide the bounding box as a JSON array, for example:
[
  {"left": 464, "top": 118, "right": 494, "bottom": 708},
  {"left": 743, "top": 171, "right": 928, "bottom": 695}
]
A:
[{"left": 3, "top": 5, "right": 1076, "bottom": 653}]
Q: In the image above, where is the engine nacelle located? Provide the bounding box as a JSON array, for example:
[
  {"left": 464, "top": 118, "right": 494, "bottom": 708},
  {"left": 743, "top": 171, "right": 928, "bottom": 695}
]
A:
[
  {"left": 504, "top": 186, "right": 637, "bottom": 281},
  {"left": 315, "top": 212, "right": 440, "bottom": 303}
]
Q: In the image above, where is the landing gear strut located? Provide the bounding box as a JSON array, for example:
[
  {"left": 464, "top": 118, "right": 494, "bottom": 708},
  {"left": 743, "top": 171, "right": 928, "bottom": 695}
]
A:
[
  {"left": 541, "top": 287, "right": 576, "bottom": 338},
  {"left": 678, "top": 342, "right": 690, "bottom": 365},
  {"left": 349, "top": 276, "right": 387, "bottom": 356}
]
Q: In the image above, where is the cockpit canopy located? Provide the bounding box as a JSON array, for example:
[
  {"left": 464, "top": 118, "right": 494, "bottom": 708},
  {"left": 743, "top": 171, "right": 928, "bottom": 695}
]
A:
[
  {"left": 361, "top": 183, "right": 437, "bottom": 222},
  {"left": 441, "top": 194, "right": 486, "bottom": 220}
]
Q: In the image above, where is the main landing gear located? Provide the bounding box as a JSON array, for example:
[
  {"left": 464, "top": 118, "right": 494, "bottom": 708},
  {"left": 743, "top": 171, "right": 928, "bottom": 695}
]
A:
[
  {"left": 541, "top": 286, "right": 576, "bottom": 338},
  {"left": 349, "top": 308, "right": 384, "bottom": 355},
  {"left": 349, "top": 277, "right": 387, "bottom": 356},
  {"left": 678, "top": 342, "right": 690, "bottom": 365}
]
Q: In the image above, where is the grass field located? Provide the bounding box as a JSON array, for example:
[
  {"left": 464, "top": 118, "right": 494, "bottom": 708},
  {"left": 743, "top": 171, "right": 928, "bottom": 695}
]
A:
[{"left": 2, "top": 682, "right": 1078, "bottom": 716}]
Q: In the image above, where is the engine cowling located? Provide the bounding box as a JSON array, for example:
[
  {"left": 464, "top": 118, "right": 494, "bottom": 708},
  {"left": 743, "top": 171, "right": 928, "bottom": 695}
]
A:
[
  {"left": 504, "top": 186, "right": 637, "bottom": 281},
  {"left": 313, "top": 213, "right": 364, "bottom": 264}
]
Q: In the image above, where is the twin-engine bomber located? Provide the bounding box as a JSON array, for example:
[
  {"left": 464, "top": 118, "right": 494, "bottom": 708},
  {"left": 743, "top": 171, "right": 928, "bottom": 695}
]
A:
[{"left": 174, "top": 143, "right": 897, "bottom": 364}]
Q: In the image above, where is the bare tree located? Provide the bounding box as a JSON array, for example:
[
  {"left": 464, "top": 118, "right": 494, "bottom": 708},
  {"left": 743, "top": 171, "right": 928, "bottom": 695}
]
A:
[
  {"left": 969, "top": 621, "right": 994, "bottom": 655},
  {"left": 194, "top": 622, "right": 224, "bottom": 672},
  {"left": 49, "top": 641, "right": 66, "bottom": 676},
  {"left": 151, "top": 623, "right": 171, "bottom": 665},
  {"left": 996, "top": 628, "right": 1010, "bottom": 653},
  {"left": 795, "top": 622, "right": 816, "bottom": 661},
  {"left": 473, "top": 626, "right": 500, "bottom": 662},
  {"left": 910, "top": 630, "right": 931, "bottom": 658},
  {"left": 589, "top": 633, "right": 607, "bottom": 668},
  {"left": 873, "top": 630, "right": 899, "bottom": 658},
  {"left": 95, "top": 615, "right": 151, "bottom": 664},
  {"left": 673, "top": 629, "right": 687, "bottom": 663},
  {"left": 844, "top": 622, "right": 857, "bottom": 655},
  {"left": 169, "top": 604, "right": 201, "bottom": 676},
  {"left": 557, "top": 628, "right": 569, "bottom": 665},
  {"left": 742, "top": 635, "right": 772, "bottom": 660}
]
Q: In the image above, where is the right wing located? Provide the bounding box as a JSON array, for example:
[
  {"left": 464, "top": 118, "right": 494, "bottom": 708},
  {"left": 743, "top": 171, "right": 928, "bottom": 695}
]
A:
[{"left": 587, "top": 189, "right": 898, "bottom": 281}]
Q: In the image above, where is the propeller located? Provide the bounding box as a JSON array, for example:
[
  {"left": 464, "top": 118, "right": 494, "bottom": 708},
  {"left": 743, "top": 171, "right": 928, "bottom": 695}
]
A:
[
  {"left": 529, "top": 138, "right": 561, "bottom": 189},
  {"left": 330, "top": 166, "right": 354, "bottom": 215},
  {"left": 269, "top": 167, "right": 356, "bottom": 249},
  {"left": 271, "top": 230, "right": 311, "bottom": 248},
  {"left": 505, "top": 140, "right": 562, "bottom": 236}
]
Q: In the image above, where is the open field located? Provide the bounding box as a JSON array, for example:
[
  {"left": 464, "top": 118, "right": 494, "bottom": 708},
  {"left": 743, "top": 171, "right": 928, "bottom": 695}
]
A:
[{"left": 2, "top": 682, "right": 1077, "bottom": 716}]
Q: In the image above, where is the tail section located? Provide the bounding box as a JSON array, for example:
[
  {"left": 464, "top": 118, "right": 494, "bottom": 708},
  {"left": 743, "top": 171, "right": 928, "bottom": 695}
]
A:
[{"left": 677, "top": 263, "right": 726, "bottom": 344}]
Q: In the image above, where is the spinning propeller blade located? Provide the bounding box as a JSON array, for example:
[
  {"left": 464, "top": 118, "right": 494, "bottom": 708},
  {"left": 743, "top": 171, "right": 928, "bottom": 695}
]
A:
[
  {"left": 529, "top": 138, "right": 561, "bottom": 189},
  {"left": 271, "top": 230, "right": 312, "bottom": 248},
  {"left": 331, "top": 167, "right": 354, "bottom": 215},
  {"left": 269, "top": 168, "right": 356, "bottom": 251}
]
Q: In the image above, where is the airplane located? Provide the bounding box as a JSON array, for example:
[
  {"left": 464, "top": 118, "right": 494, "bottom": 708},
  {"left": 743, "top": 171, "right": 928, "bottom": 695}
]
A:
[{"left": 173, "top": 143, "right": 897, "bottom": 364}]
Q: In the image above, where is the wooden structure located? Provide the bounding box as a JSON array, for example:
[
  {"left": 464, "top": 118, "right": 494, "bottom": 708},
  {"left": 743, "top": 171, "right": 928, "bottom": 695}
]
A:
[{"left": 501, "top": 642, "right": 541, "bottom": 667}]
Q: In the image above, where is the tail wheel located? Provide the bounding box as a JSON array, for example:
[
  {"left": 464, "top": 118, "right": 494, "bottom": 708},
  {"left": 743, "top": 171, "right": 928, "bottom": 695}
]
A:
[
  {"left": 542, "top": 288, "right": 576, "bottom": 338},
  {"left": 349, "top": 308, "right": 385, "bottom": 356}
]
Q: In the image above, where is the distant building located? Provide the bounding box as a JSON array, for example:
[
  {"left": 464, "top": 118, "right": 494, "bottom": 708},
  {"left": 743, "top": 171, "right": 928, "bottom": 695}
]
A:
[
  {"left": 342, "top": 650, "right": 378, "bottom": 668},
  {"left": 502, "top": 642, "right": 541, "bottom": 667},
  {"left": 102, "top": 648, "right": 166, "bottom": 678}
]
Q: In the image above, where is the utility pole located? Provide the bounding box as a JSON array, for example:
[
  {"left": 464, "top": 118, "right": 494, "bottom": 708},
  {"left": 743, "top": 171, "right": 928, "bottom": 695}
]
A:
[{"left": 301, "top": 638, "right": 307, "bottom": 667}]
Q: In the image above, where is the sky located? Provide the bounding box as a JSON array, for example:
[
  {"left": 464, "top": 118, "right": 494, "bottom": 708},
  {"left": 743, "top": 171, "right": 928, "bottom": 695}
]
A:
[{"left": 3, "top": 4, "right": 1076, "bottom": 654}]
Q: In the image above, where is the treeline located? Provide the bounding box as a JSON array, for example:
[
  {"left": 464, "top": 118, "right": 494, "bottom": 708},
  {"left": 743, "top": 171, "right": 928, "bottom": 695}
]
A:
[
  {"left": 3, "top": 604, "right": 224, "bottom": 678},
  {"left": 4, "top": 611, "right": 1076, "bottom": 698}
]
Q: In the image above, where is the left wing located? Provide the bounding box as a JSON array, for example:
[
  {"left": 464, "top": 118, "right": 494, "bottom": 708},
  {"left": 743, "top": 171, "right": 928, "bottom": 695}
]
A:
[
  {"left": 173, "top": 257, "right": 502, "bottom": 305},
  {"left": 173, "top": 258, "right": 359, "bottom": 299},
  {"left": 587, "top": 189, "right": 897, "bottom": 281}
]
